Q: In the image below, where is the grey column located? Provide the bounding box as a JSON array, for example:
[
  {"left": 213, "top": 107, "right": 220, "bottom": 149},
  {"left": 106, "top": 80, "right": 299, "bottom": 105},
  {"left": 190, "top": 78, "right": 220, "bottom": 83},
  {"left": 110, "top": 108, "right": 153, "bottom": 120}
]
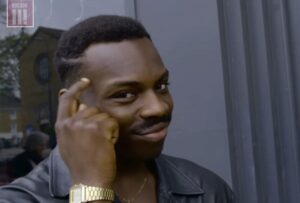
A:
[{"left": 217, "top": 0, "right": 300, "bottom": 202}]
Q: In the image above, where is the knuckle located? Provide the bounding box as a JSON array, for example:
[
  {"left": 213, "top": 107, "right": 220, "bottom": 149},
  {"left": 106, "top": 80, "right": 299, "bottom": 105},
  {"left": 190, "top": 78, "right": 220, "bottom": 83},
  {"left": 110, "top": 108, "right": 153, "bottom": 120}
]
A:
[
  {"left": 87, "top": 107, "right": 99, "bottom": 114},
  {"left": 99, "top": 112, "right": 109, "bottom": 118},
  {"left": 59, "top": 92, "right": 71, "bottom": 100},
  {"left": 86, "top": 123, "right": 99, "bottom": 131},
  {"left": 63, "top": 119, "right": 73, "bottom": 128},
  {"left": 54, "top": 122, "right": 62, "bottom": 131},
  {"left": 55, "top": 119, "right": 73, "bottom": 131},
  {"left": 106, "top": 118, "right": 118, "bottom": 129},
  {"left": 73, "top": 121, "right": 84, "bottom": 129},
  {"left": 92, "top": 113, "right": 109, "bottom": 122},
  {"left": 89, "top": 107, "right": 99, "bottom": 112}
]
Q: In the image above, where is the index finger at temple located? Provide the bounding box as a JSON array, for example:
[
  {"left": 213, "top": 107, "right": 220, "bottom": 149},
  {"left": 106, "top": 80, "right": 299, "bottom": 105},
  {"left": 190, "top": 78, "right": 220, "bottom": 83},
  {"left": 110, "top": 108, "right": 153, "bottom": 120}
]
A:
[{"left": 57, "top": 78, "right": 91, "bottom": 120}]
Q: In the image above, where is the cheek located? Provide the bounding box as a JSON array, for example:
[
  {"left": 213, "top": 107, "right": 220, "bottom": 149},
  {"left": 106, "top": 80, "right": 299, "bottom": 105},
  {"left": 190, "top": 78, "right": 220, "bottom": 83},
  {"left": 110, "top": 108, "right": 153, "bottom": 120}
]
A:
[
  {"left": 164, "top": 94, "right": 174, "bottom": 111},
  {"left": 101, "top": 106, "right": 136, "bottom": 132}
]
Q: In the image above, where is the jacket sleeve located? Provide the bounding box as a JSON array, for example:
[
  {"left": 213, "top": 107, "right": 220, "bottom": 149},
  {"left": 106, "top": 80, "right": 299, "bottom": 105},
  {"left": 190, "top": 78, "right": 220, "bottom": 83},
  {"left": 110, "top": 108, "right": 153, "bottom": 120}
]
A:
[{"left": 0, "top": 186, "right": 37, "bottom": 203}]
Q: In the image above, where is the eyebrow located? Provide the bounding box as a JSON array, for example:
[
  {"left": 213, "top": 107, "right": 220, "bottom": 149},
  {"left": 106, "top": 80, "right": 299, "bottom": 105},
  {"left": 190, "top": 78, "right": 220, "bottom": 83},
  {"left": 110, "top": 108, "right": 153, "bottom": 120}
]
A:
[{"left": 108, "top": 69, "right": 169, "bottom": 88}]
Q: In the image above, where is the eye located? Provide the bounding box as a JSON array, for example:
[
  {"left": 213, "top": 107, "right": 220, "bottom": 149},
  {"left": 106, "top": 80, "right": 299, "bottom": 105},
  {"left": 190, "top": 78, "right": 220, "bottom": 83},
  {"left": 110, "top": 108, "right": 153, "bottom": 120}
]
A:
[
  {"left": 118, "top": 92, "right": 135, "bottom": 99},
  {"left": 111, "top": 91, "right": 137, "bottom": 102},
  {"left": 156, "top": 82, "right": 170, "bottom": 92}
]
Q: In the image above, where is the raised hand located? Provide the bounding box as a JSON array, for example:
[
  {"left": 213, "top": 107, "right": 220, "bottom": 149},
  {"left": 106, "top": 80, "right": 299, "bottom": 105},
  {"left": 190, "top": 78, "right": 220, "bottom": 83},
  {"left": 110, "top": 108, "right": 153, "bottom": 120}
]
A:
[{"left": 55, "top": 78, "right": 119, "bottom": 188}]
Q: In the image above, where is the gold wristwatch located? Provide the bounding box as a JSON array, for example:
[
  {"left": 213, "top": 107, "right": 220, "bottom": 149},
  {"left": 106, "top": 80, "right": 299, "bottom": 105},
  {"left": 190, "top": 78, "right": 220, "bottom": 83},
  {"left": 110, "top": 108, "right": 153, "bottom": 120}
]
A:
[{"left": 69, "top": 184, "right": 114, "bottom": 203}]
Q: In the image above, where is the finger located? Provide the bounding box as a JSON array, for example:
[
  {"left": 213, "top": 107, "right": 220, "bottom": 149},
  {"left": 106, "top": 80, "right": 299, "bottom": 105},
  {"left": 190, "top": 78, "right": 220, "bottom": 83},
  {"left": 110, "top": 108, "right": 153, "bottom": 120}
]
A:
[
  {"left": 67, "top": 77, "right": 91, "bottom": 100},
  {"left": 60, "top": 89, "right": 79, "bottom": 116},
  {"left": 57, "top": 78, "right": 90, "bottom": 120},
  {"left": 74, "top": 107, "right": 99, "bottom": 119},
  {"left": 78, "top": 103, "right": 87, "bottom": 112},
  {"left": 71, "top": 100, "right": 79, "bottom": 116},
  {"left": 111, "top": 127, "right": 119, "bottom": 145},
  {"left": 59, "top": 89, "right": 68, "bottom": 96},
  {"left": 86, "top": 113, "right": 110, "bottom": 123}
]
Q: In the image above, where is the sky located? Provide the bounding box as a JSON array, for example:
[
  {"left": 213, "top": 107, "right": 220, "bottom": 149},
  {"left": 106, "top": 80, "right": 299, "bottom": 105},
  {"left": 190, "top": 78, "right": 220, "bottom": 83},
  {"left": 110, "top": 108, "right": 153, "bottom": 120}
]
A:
[
  {"left": 0, "top": 0, "right": 127, "bottom": 97},
  {"left": 1, "top": 0, "right": 126, "bottom": 37}
]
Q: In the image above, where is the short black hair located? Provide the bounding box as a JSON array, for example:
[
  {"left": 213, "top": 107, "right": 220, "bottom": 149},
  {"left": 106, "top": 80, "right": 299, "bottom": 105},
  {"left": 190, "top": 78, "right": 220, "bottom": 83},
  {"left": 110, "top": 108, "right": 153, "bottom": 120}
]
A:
[
  {"left": 23, "top": 131, "right": 49, "bottom": 151},
  {"left": 55, "top": 15, "right": 151, "bottom": 87}
]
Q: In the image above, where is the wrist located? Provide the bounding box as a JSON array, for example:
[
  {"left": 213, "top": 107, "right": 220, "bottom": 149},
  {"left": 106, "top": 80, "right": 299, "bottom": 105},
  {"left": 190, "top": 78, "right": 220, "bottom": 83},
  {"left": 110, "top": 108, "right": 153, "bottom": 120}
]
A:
[
  {"left": 72, "top": 176, "right": 115, "bottom": 189},
  {"left": 73, "top": 181, "right": 113, "bottom": 189}
]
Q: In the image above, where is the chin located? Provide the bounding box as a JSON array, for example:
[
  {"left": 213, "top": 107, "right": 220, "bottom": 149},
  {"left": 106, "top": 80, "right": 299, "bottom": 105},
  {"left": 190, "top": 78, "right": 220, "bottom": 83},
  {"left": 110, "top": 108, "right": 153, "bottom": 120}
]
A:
[
  {"left": 139, "top": 149, "right": 162, "bottom": 162},
  {"left": 117, "top": 139, "right": 165, "bottom": 162}
]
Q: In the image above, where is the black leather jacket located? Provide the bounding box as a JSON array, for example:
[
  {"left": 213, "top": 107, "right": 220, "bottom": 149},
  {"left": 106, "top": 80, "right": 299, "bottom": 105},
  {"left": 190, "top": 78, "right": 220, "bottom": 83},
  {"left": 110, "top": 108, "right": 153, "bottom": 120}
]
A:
[{"left": 0, "top": 148, "right": 235, "bottom": 203}]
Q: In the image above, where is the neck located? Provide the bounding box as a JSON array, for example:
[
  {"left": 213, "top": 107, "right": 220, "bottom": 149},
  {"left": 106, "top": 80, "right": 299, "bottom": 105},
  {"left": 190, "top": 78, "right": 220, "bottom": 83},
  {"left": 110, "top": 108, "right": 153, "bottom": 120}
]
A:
[
  {"left": 115, "top": 159, "right": 152, "bottom": 181},
  {"left": 113, "top": 159, "right": 156, "bottom": 201}
]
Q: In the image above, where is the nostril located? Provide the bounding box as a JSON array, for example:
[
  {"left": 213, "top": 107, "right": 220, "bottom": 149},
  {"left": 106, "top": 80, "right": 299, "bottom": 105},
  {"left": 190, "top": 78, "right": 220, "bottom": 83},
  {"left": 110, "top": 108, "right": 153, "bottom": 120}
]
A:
[
  {"left": 140, "top": 103, "right": 169, "bottom": 119},
  {"left": 139, "top": 91, "right": 172, "bottom": 119}
]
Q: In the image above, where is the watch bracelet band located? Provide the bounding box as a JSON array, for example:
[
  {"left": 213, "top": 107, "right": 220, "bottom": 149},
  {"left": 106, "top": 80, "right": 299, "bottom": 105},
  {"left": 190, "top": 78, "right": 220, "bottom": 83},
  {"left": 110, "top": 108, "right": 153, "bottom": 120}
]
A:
[
  {"left": 84, "top": 186, "right": 114, "bottom": 202},
  {"left": 70, "top": 184, "right": 114, "bottom": 202}
]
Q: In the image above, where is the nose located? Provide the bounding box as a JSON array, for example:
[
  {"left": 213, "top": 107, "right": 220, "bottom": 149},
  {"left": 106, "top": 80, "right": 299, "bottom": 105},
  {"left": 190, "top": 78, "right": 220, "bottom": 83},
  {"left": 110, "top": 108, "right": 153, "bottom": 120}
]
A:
[{"left": 139, "top": 91, "right": 171, "bottom": 119}]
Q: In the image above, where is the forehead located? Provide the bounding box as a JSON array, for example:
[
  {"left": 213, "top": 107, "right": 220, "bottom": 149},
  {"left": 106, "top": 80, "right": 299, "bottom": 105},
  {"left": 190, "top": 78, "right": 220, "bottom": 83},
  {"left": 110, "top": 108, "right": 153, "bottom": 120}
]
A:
[{"left": 82, "top": 38, "right": 166, "bottom": 87}]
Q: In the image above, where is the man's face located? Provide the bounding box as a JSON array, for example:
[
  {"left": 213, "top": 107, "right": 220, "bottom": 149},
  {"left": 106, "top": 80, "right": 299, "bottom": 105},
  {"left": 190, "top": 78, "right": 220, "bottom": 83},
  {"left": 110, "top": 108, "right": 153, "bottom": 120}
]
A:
[{"left": 81, "top": 38, "right": 173, "bottom": 162}]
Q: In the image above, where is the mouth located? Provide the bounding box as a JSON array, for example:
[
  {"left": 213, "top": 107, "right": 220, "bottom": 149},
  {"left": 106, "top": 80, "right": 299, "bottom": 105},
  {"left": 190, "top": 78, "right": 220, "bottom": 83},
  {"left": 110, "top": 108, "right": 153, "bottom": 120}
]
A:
[{"left": 133, "top": 122, "right": 169, "bottom": 142}]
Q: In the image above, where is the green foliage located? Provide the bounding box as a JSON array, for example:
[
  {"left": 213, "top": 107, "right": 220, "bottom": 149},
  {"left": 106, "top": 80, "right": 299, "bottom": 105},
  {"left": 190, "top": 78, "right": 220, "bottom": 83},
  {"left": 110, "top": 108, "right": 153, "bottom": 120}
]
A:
[
  {"left": 0, "top": 31, "right": 30, "bottom": 97},
  {"left": 0, "top": 0, "right": 5, "bottom": 24}
]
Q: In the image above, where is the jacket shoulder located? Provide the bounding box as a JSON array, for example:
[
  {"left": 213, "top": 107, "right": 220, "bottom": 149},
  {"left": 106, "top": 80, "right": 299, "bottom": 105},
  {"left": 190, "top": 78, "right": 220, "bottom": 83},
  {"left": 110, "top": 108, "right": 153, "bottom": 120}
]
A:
[
  {"left": 159, "top": 154, "right": 224, "bottom": 180},
  {"left": 158, "top": 154, "right": 235, "bottom": 202},
  {"left": 0, "top": 158, "right": 51, "bottom": 203}
]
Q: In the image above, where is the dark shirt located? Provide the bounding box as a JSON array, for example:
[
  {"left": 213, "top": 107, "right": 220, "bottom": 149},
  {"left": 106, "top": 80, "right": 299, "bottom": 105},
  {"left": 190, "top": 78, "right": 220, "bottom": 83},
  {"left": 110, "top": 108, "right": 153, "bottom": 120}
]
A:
[
  {"left": 0, "top": 148, "right": 235, "bottom": 202},
  {"left": 9, "top": 151, "right": 43, "bottom": 178}
]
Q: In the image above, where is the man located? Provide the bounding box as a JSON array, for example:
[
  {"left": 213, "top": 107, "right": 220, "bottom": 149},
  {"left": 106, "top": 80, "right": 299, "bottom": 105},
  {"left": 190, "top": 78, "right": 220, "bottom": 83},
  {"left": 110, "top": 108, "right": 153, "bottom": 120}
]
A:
[
  {"left": 9, "top": 131, "right": 50, "bottom": 179},
  {"left": 0, "top": 15, "right": 234, "bottom": 203}
]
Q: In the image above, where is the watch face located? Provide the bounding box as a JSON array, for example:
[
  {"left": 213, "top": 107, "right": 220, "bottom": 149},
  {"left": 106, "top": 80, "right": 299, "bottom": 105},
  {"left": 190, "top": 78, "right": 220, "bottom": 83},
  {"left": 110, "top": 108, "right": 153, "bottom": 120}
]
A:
[
  {"left": 73, "top": 188, "right": 82, "bottom": 203},
  {"left": 71, "top": 185, "right": 82, "bottom": 203}
]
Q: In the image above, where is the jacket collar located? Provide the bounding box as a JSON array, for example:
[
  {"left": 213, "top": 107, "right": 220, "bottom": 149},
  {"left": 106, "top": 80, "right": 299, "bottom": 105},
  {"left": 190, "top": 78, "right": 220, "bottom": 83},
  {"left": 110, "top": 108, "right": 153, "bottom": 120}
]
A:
[
  {"left": 155, "top": 155, "right": 204, "bottom": 195},
  {"left": 49, "top": 148, "right": 204, "bottom": 197}
]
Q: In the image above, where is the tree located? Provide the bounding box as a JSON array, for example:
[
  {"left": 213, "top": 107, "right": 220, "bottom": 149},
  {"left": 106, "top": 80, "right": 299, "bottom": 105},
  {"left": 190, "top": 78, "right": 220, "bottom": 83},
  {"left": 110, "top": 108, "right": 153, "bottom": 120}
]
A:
[
  {"left": 0, "top": 0, "right": 5, "bottom": 25},
  {"left": 0, "top": 1, "right": 31, "bottom": 97},
  {"left": 0, "top": 30, "right": 30, "bottom": 97}
]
